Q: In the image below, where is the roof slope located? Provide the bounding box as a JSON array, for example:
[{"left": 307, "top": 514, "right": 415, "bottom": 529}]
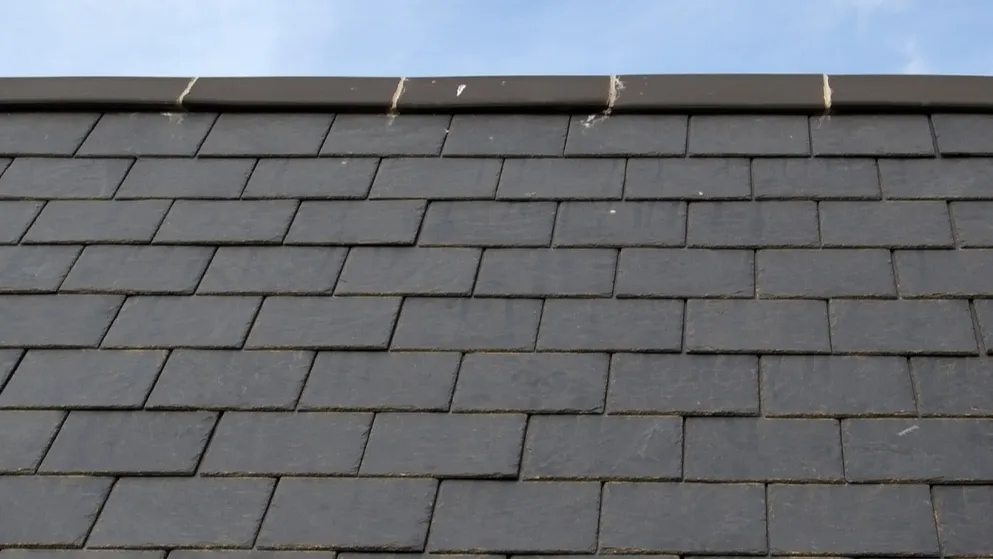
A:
[{"left": 1, "top": 76, "right": 993, "bottom": 557}]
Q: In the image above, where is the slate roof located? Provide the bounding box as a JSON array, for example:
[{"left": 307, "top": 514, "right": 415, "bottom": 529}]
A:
[{"left": 1, "top": 74, "right": 993, "bottom": 557}]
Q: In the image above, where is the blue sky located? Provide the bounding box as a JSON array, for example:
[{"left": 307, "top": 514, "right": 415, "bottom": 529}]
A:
[{"left": 1, "top": 0, "right": 989, "bottom": 77}]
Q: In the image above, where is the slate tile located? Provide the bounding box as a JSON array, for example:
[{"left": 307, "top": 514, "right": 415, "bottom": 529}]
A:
[
  {"left": 102, "top": 296, "right": 260, "bottom": 349},
  {"left": 0, "top": 113, "right": 98, "bottom": 156},
  {"left": 843, "top": 418, "right": 993, "bottom": 482},
  {"left": 475, "top": 248, "right": 615, "bottom": 297},
  {"left": 565, "top": 115, "right": 687, "bottom": 156},
  {"left": 257, "top": 478, "right": 437, "bottom": 550},
  {"left": 0, "top": 349, "right": 167, "bottom": 409},
  {"left": 147, "top": 350, "right": 313, "bottom": 410},
  {"left": 116, "top": 158, "right": 254, "bottom": 199},
  {"left": 201, "top": 412, "right": 372, "bottom": 475},
  {"left": 286, "top": 201, "right": 425, "bottom": 245},
  {"left": 912, "top": 358, "right": 993, "bottom": 416},
  {"left": 761, "top": 355, "right": 916, "bottom": 417},
  {"left": 608, "top": 354, "right": 759, "bottom": 415},
  {"left": 689, "top": 115, "right": 809, "bottom": 156},
  {"left": 932, "top": 485, "right": 993, "bottom": 557},
  {"left": 830, "top": 300, "right": 977, "bottom": 355},
  {"left": 40, "top": 410, "right": 215, "bottom": 474},
  {"left": 61, "top": 245, "right": 212, "bottom": 294},
  {"left": 428, "top": 481, "right": 599, "bottom": 553},
  {"left": 341, "top": 555, "right": 494, "bottom": 559},
  {"left": 976, "top": 300, "right": 993, "bottom": 352},
  {"left": 538, "top": 299, "right": 683, "bottom": 352},
  {"left": 932, "top": 113, "right": 993, "bottom": 155},
  {"left": 600, "top": 482, "right": 767, "bottom": 554},
  {"left": 77, "top": 112, "right": 216, "bottom": 156},
  {"left": 687, "top": 201, "right": 819, "bottom": 248},
  {"left": 768, "top": 485, "right": 939, "bottom": 555},
  {"left": 757, "top": 249, "right": 896, "bottom": 298},
  {"left": 879, "top": 158, "right": 993, "bottom": 199},
  {"left": 685, "top": 417, "right": 843, "bottom": 481},
  {"left": 88, "top": 478, "right": 275, "bottom": 549},
  {"left": 952, "top": 201, "right": 993, "bottom": 247},
  {"left": 752, "top": 157, "right": 880, "bottom": 199},
  {"left": 0, "top": 552, "right": 164, "bottom": 559},
  {"left": 443, "top": 115, "right": 567, "bottom": 156},
  {"left": 299, "top": 351, "right": 460, "bottom": 411},
  {"left": 247, "top": 297, "right": 400, "bottom": 350},
  {"left": 820, "top": 201, "right": 954, "bottom": 248},
  {"left": 0, "top": 476, "right": 112, "bottom": 546},
  {"left": 496, "top": 158, "right": 623, "bottom": 200},
  {"left": 0, "top": 410, "right": 64, "bottom": 473},
  {"left": 198, "top": 247, "right": 346, "bottom": 295},
  {"left": 22, "top": 200, "right": 170, "bottom": 244},
  {"left": 0, "top": 201, "right": 43, "bottom": 243},
  {"left": 243, "top": 158, "right": 378, "bottom": 199},
  {"left": 0, "top": 245, "right": 81, "bottom": 293},
  {"left": 361, "top": 413, "right": 525, "bottom": 478},
  {"left": 0, "top": 157, "right": 131, "bottom": 199},
  {"left": 616, "top": 248, "right": 753, "bottom": 298},
  {"left": 895, "top": 249, "right": 993, "bottom": 297},
  {"left": 0, "top": 349, "right": 20, "bottom": 388},
  {"left": 0, "top": 295, "right": 123, "bottom": 348},
  {"left": 199, "top": 113, "right": 334, "bottom": 156},
  {"left": 336, "top": 247, "right": 480, "bottom": 296},
  {"left": 171, "top": 553, "right": 333, "bottom": 559},
  {"left": 371, "top": 158, "right": 501, "bottom": 199},
  {"left": 321, "top": 114, "right": 450, "bottom": 156},
  {"left": 686, "top": 300, "right": 830, "bottom": 354},
  {"left": 554, "top": 201, "right": 685, "bottom": 247},
  {"left": 624, "top": 158, "right": 751, "bottom": 200},
  {"left": 452, "top": 352, "right": 608, "bottom": 413},
  {"left": 810, "top": 114, "right": 934, "bottom": 156},
  {"left": 154, "top": 200, "right": 297, "bottom": 244},
  {"left": 419, "top": 201, "right": 556, "bottom": 247},
  {"left": 392, "top": 298, "right": 541, "bottom": 351}
]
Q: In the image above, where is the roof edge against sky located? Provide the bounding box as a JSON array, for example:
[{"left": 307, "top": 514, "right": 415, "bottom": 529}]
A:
[{"left": 1, "top": 74, "right": 992, "bottom": 113}]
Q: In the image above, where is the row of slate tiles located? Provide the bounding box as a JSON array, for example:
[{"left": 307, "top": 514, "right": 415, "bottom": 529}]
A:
[
  {"left": 2, "top": 112, "right": 992, "bottom": 158},
  {"left": 3, "top": 156, "right": 993, "bottom": 201},
  {"left": 0, "top": 476, "right": 988, "bottom": 555},
  {"left": 2, "top": 351, "right": 991, "bottom": 417}
]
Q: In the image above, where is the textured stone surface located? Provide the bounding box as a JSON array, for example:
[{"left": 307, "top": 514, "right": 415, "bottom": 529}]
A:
[{"left": 0, "top": 476, "right": 112, "bottom": 546}]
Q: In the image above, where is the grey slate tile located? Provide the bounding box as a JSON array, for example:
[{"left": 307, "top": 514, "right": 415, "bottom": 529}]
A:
[
  {"left": 932, "top": 113, "right": 993, "bottom": 155},
  {"left": 689, "top": 115, "right": 809, "bottom": 156},
  {"left": 22, "top": 200, "right": 170, "bottom": 244},
  {"left": 61, "top": 245, "right": 212, "bottom": 294},
  {"left": 0, "top": 410, "right": 64, "bottom": 473},
  {"left": 154, "top": 200, "right": 297, "bottom": 244},
  {"left": 147, "top": 350, "right": 313, "bottom": 410},
  {"left": 843, "top": 418, "right": 993, "bottom": 482},
  {"left": 361, "top": 413, "right": 526, "bottom": 478},
  {"left": 768, "top": 484, "right": 938, "bottom": 555},
  {"left": 336, "top": 247, "right": 479, "bottom": 296},
  {"left": 39, "top": 410, "right": 215, "bottom": 474},
  {"left": 452, "top": 352, "right": 609, "bottom": 413},
  {"left": 419, "top": 201, "right": 556, "bottom": 247},
  {"left": 761, "top": 355, "right": 917, "bottom": 417},
  {"left": 522, "top": 415, "right": 681, "bottom": 480},
  {"left": 0, "top": 201, "right": 42, "bottom": 243},
  {"left": 170, "top": 553, "right": 333, "bottom": 559},
  {"left": 975, "top": 300, "right": 993, "bottom": 353},
  {"left": 538, "top": 299, "right": 683, "bottom": 352},
  {"left": 0, "top": 245, "right": 81, "bottom": 293},
  {"left": 77, "top": 112, "right": 216, "bottom": 156},
  {"left": 247, "top": 297, "right": 400, "bottom": 350},
  {"left": 600, "top": 482, "right": 767, "bottom": 554},
  {"left": 243, "top": 158, "right": 378, "bottom": 199},
  {"left": 199, "top": 113, "right": 333, "bottom": 156},
  {"left": 102, "top": 296, "right": 261, "bottom": 349},
  {"left": 286, "top": 201, "right": 425, "bottom": 245},
  {"left": 687, "top": 201, "right": 819, "bottom": 248},
  {"left": 428, "top": 481, "right": 599, "bottom": 553},
  {"left": 299, "top": 351, "right": 460, "bottom": 412},
  {"left": 0, "top": 349, "right": 20, "bottom": 388},
  {"left": 371, "top": 158, "right": 501, "bottom": 199},
  {"left": 752, "top": 158, "right": 880, "bottom": 199},
  {"left": 0, "top": 295, "right": 123, "bottom": 348},
  {"left": 0, "top": 113, "right": 98, "bottom": 156},
  {"left": 257, "top": 478, "right": 437, "bottom": 550},
  {"left": 879, "top": 158, "right": 993, "bottom": 199},
  {"left": 116, "top": 158, "right": 254, "bottom": 199},
  {"left": 88, "top": 477, "right": 275, "bottom": 549},
  {"left": 475, "top": 248, "right": 615, "bottom": 297},
  {"left": 496, "top": 158, "right": 623, "bottom": 200},
  {"left": 685, "top": 417, "right": 843, "bottom": 481},
  {"left": 443, "top": 115, "right": 567, "bottom": 156},
  {"left": 810, "top": 114, "right": 934, "bottom": 156},
  {"left": 685, "top": 300, "right": 830, "bottom": 354},
  {"left": 895, "top": 249, "right": 993, "bottom": 297},
  {"left": 912, "top": 358, "right": 993, "bottom": 416},
  {"left": 321, "top": 114, "right": 450, "bottom": 156},
  {"left": 616, "top": 248, "right": 753, "bottom": 298},
  {"left": 198, "top": 247, "right": 346, "bottom": 295},
  {"left": 757, "top": 249, "right": 896, "bottom": 298},
  {"left": 830, "top": 300, "right": 977, "bottom": 355},
  {"left": 201, "top": 412, "right": 372, "bottom": 475},
  {"left": 565, "top": 115, "right": 687, "bottom": 156},
  {"left": 951, "top": 201, "right": 993, "bottom": 247},
  {"left": 932, "top": 485, "right": 993, "bottom": 557},
  {"left": 1, "top": 552, "right": 164, "bottom": 559},
  {"left": 0, "top": 476, "right": 112, "bottom": 546},
  {"left": 554, "top": 201, "right": 686, "bottom": 247},
  {"left": 607, "top": 354, "right": 759, "bottom": 415},
  {"left": 820, "top": 201, "right": 954, "bottom": 248},
  {"left": 392, "top": 298, "right": 541, "bottom": 351},
  {"left": 624, "top": 158, "right": 751, "bottom": 200},
  {"left": 0, "top": 157, "right": 131, "bottom": 199},
  {"left": 0, "top": 350, "right": 167, "bottom": 409},
  {"left": 341, "top": 556, "right": 495, "bottom": 559}
]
